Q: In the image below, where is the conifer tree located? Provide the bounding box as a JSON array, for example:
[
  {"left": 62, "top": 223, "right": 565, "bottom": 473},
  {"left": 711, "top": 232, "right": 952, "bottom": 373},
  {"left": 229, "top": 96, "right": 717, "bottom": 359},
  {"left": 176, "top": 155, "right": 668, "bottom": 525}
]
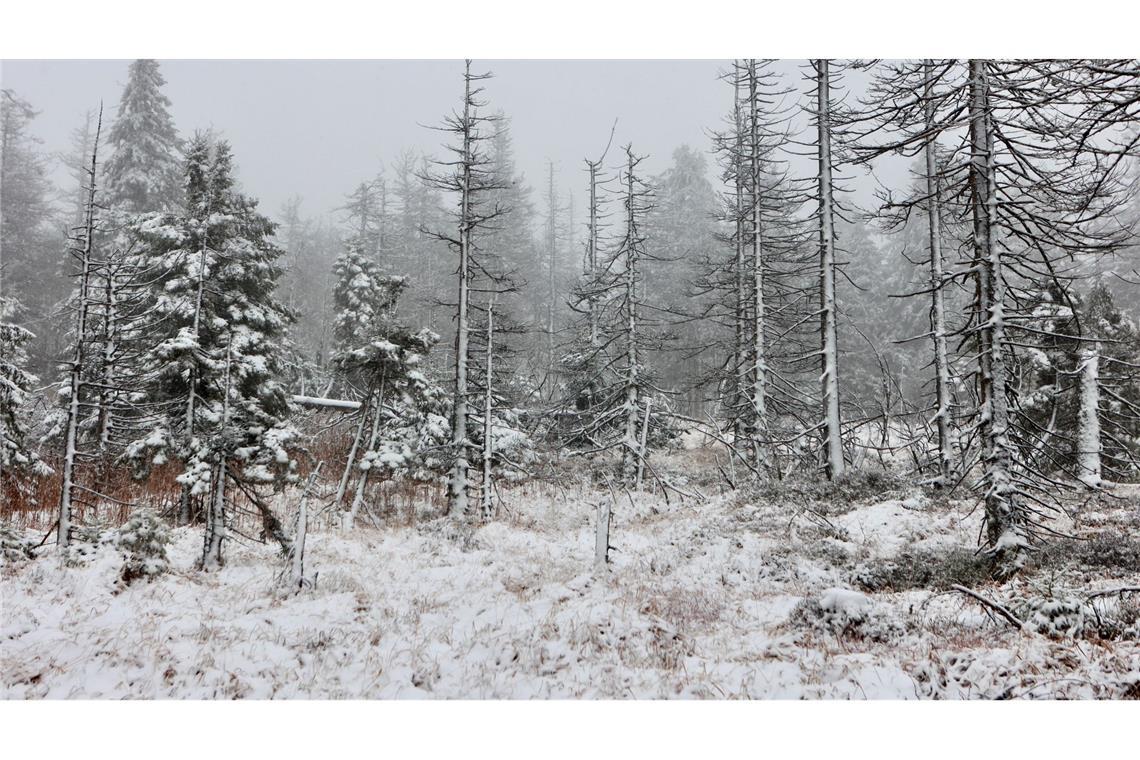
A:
[
  {"left": 329, "top": 243, "right": 446, "bottom": 527},
  {"left": 0, "top": 295, "right": 45, "bottom": 492},
  {"left": 103, "top": 59, "right": 182, "bottom": 214},
  {"left": 125, "top": 133, "right": 297, "bottom": 565}
]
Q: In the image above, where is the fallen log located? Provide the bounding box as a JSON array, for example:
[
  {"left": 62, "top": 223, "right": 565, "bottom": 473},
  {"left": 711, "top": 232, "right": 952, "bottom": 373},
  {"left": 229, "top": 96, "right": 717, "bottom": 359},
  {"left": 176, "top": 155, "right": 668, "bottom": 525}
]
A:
[{"left": 291, "top": 394, "right": 361, "bottom": 411}]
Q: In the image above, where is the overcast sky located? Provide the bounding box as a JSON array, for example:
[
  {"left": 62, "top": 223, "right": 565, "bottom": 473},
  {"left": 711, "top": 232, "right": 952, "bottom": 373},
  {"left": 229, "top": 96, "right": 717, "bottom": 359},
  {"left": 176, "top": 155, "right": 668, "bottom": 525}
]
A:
[{"left": 1, "top": 59, "right": 899, "bottom": 224}]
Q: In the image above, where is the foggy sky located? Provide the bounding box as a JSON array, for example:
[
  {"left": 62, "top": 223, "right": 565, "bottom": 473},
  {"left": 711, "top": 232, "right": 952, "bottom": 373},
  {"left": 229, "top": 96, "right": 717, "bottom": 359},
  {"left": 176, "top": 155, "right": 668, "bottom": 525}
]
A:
[{"left": 1, "top": 59, "right": 902, "bottom": 224}]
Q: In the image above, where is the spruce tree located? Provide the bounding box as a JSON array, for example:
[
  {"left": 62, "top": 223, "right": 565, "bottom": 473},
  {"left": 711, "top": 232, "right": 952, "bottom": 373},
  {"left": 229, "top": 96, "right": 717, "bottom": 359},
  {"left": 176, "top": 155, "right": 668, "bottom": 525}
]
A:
[
  {"left": 0, "top": 295, "right": 46, "bottom": 491},
  {"left": 330, "top": 246, "right": 446, "bottom": 526},
  {"left": 103, "top": 59, "right": 182, "bottom": 214},
  {"left": 125, "top": 134, "right": 297, "bottom": 566}
]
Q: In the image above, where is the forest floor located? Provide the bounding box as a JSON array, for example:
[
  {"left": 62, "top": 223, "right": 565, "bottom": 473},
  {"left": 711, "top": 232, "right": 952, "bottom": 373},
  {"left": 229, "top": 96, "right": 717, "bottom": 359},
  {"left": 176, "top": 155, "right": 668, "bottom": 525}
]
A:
[{"left": 4, "top": 452, "right": 1140, "bottom": 698}]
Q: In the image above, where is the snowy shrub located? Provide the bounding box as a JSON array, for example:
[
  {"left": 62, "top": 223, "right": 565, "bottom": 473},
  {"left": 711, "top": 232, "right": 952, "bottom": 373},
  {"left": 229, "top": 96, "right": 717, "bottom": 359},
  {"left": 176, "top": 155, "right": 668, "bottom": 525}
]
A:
[
  {"left": 0, "top": 523, "right": 35, "bottom": 564},
  {"left": 65, "top": 523, "right": 116, "bottom": 565},
  {"left": 788, "top": 587, "right": 904, "bottom": 642},
  {"left": 758, "top": 466, "right": 909, "bottom": 511},
  {"left": 1092, "top": 596, "right": 1140, "bottom": 641},
  {"left": 1033, "top": 533, "right": 1140, "bottom": 576},
  {"left": 1015, "top": 596, "right": 1094, "bottom": 638},
  {"left": 116, "top": 510, "right": 171, "bottom": 583},
  {"left": 853, "top": 546, "right": 991, "bottom": 592}
]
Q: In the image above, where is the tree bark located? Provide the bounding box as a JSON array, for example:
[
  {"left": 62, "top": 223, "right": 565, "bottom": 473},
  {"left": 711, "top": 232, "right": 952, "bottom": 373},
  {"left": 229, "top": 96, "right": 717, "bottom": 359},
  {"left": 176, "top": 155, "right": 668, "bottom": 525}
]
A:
[{"left": 815, "top": 60, "right": 845, "bottom": 480}]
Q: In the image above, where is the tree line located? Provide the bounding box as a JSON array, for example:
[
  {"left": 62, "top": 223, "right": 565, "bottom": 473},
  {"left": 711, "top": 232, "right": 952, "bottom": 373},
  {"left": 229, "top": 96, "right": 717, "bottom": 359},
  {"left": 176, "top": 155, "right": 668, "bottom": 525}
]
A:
[{"left": 2, "top": 59, "right": 1139, "bottom": 579}]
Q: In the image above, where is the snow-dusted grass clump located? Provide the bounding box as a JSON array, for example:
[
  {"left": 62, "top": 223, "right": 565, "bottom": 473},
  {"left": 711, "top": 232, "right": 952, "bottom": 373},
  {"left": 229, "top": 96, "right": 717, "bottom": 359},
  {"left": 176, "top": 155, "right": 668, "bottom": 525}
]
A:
[
  {"left": 787, "top": 587, "right": 905, "bottom": 642},
  {"left": 3, "top": 472, "right": 1139, "bottom": 699}
]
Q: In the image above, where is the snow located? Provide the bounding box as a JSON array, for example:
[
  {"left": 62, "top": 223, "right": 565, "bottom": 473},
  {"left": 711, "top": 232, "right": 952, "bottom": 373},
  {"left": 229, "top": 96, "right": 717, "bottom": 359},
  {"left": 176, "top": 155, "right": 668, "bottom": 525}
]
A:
[
  {"left": 818, "top": 588, "right": 871, "bottom": 617},
  {"left": 3, "top": 479, "right": 1139, "bottom": 699}
]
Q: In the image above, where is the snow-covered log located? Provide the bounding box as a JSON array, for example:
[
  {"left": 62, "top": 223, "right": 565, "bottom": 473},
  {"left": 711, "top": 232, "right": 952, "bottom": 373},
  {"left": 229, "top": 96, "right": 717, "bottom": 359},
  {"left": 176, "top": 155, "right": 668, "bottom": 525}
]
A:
[{"left": 291, "top": 394, "right": 362, "bottom": 411}]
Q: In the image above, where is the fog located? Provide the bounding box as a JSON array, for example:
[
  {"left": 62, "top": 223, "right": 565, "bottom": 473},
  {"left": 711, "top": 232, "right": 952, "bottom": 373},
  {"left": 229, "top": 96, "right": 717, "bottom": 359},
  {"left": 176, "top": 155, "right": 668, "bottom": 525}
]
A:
[{"left": 1, "top": 59, "right": 898, "bottom": 219}]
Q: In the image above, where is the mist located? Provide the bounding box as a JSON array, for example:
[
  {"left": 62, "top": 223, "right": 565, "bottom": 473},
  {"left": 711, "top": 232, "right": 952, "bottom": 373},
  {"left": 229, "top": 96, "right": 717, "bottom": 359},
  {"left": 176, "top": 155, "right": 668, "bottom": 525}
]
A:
[{"left": 1, "top": 59, "right": 897, "bottom": 220}]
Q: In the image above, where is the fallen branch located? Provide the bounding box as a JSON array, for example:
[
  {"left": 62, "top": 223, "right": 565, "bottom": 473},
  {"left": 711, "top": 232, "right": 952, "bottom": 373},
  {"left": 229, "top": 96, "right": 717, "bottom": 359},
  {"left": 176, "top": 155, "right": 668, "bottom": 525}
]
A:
[
  {"left": 1085, "top": 586, "right": 1140, "bottom": 601},
  {"left": 950, "top": 585, "right": 1026, "bottom": 630}
]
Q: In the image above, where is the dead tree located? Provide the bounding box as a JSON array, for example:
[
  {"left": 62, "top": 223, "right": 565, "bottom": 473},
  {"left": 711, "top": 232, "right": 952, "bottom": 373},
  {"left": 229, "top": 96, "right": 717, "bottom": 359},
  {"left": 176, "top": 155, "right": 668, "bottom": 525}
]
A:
[
  {"left": 422, "top": 60, "right": 509, "bottom": 518},
  {"left": 57, "top": 107, "right": 103, "bottom": 551},
  {"left": 811, "top": 59, "right": 846, "bottom": 480},
  {"left": 850, "top": 59, "right": 1138, "bottom": 575}
]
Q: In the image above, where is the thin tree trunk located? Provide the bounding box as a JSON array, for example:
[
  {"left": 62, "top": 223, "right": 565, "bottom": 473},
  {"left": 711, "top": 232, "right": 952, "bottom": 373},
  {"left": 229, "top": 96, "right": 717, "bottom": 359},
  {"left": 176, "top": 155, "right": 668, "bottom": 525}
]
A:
[
  {"left": 815, "top": 60, "right": 845, "bottom": 480},
  {"left": 594, "top": 499, "right": 611, "bottom": 570},
  {"left": 546, "top": 162, "right": 557, "bottom": 379},
  {"left": 96, "top": 254, "right": 117, "bottom": 455},
  {"left": 349, "top": 373, "right": 386, "bottom": 528},
  {"left": 1076, "top": 343, "right": 1102, "bottom": 488},
  {"left": 201, "top": 338, "right": 233, "bottom": 570},
  {"left": 747, "top": 60, "right": 769, "bottom": 473},
  {"left": 635, "top": 397, "right": 652, "bottom": 489},
  {"left": 334, "top": 395, "right": 371, "bottom": 511},
  {"left": 924, "top": 59, "right": 953, "bottom": 485},
  {"left": 179, "top": 192, "right": 211, "bottom": 526},
  {"left": 58, "top": 110, "right": 103, "bottom": 551},
  {"left": 481, "top": 299, "right": 495, "bottom": 519},
  {"left": 621, "top": 151, "right": 641, "bottom": 487},
  {"left": 970, "top": 59, "right": 1024, "bottom": 571},
  {"left": 290, "top": 462, "right": 321, "bottom": 589},
  {"left": 448, "top": 62, "right": 474, "bottom": 519},
  {"left": 732, "top": 62, "right": 747, "bottom": 444},
  {"left": 586, "top": 163, "right": 600, "bottom": 351}
]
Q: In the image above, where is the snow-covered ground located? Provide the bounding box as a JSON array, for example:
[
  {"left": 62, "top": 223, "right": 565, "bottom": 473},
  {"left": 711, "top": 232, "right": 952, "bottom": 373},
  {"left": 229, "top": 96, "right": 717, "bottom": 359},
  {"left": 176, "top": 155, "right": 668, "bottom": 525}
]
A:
[{"left": 4, "top": 466, "right": 1140, "bottom": 698}]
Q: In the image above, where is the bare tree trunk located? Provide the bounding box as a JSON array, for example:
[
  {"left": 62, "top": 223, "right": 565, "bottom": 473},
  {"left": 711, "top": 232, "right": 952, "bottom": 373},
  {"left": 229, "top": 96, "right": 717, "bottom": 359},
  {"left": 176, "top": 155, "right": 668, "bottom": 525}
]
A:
[
  {"left": 924, "top": 59, "right": 953, "bottom": 485},
  {"left": 481, "top": 299, "right": 495, "bottom": 520},
  {"left": 546, "top": 161, "right": 558, "bottom": 378},
  {"left": 1076, "top": 343, "right": 1102, "bottom": 489},
  {"left": 732, "top": 62, "right": 747, "bottom": 443},
  {"left": 620, "top": 150, "right": 641, "bottom": 487},
  {"left": 348, "top": 374, "right": 386, "bottom": 529},
  {"left": 334, "top": 395, "right": 371, "bottom": 512},
  {"left": 58, "top": 109, "right": 103, "bottom": 551},
  {"left": 594, "top": 499, "right": 611, "bottom": 570},
  {"left": 635, "top": 397, "right": 652, "bottom": 489},
  {"left": 586, "top": 162, "right": 600, "bottom": 351},
  {"left": 201, "top": 339, "right": 233, "bottom": 570},
  {"left": 448, "top": 62, "right": 475, "bottom": 519},
  {"left": 970, "top": 60, "right": 1025, "bottom": 572},
  {"left": 96, "top": 254, "right": 117, "bottom": 456},
  {"left": 179, "top": 193, "right": 211, "bottom": 526},
  {"left": 290, "top": 463, "right": 321, "bottom": 589},
  {"left": 815, "top": 60, "right": 845, "bottom": 480},
  {"left": 746, "top": 61, "right": 769, "bottom": 474}
]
